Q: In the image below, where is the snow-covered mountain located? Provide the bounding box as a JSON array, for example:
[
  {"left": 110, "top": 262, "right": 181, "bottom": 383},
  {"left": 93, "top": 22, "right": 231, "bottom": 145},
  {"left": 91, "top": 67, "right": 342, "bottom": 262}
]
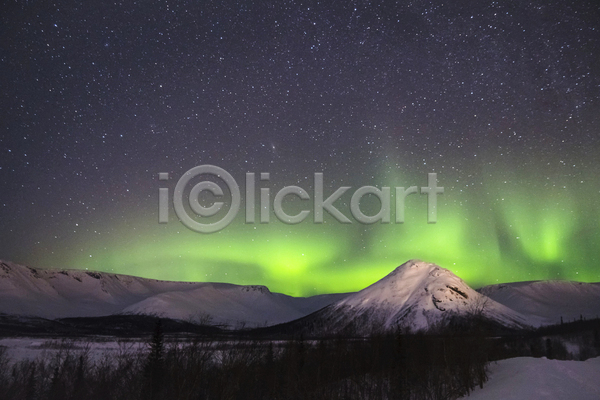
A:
[
  {"left": 121, "top": 283, "right": 348, "bottom": 328},
  {"left": 0, "top": 260, "right": 347, "bottom": 327},
  {"left": 289, "top": 260, "right": 535, "bottom": 335},
  {"left": 479, "top": 280, "right": 600, "bottom": 325},
  {"left": 2, "top": 258, "right": 599, "bottom": 334}
]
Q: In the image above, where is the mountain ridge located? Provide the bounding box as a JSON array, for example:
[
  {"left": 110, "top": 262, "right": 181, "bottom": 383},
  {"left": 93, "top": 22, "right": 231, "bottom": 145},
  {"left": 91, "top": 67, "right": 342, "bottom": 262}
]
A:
[
  {"left": 2, "top": 259, "right": 599, "bottom": 334},
  {"left": 479, "top": 280, "right": 600, "bottom": 325},
  {"left": 0, "top": 260, "right": 347, "bottom": 327}
]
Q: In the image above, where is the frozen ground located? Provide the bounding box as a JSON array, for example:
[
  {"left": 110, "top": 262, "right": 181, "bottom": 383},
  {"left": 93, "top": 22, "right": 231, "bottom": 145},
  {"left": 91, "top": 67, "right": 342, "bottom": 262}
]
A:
[
  {"left": 0, "top": 336, "right": 280, "bottom": 367},
  {"left": 460, "top": 356, "right": 600, "bottom": 400},
  {"left": 3, "top": 338, "right": 599, "bottom": 399},
  {"left": 0, "top": 337, "right": 147, "bottom": 365}
]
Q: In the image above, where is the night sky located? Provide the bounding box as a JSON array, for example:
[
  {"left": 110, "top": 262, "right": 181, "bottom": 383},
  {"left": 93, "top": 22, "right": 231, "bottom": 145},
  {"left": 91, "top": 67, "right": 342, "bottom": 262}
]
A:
[{"left": 1, "top": 0, "right": 600, "bottom": 296}]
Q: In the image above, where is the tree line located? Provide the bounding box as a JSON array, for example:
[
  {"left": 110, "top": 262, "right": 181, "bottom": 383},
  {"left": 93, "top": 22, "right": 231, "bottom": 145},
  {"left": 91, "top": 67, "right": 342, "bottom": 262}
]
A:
[{"left": 0, "top": 320, "right": 489, "bottom": 400}]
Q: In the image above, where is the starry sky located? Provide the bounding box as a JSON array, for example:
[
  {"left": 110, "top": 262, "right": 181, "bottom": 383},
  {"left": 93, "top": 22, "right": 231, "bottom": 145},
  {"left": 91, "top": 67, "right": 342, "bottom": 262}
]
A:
[{"left": 1, "top": 0, "right": 600, "bottom": 296}]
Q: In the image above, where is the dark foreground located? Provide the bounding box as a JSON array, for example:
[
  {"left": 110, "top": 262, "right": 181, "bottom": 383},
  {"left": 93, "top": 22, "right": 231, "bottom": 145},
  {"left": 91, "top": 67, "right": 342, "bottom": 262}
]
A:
[{"left": 0, "top": 317, "right": 599, "bottom": 400}]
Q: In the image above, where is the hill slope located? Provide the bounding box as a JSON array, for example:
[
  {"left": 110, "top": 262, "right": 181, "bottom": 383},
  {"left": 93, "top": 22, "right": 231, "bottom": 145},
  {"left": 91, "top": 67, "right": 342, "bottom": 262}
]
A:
[
  {"left": 479, "top": 280, "right": 600, "bottom": 325},
  {"left": 0, "top": 260, "right": 346, "bottom": 327}
]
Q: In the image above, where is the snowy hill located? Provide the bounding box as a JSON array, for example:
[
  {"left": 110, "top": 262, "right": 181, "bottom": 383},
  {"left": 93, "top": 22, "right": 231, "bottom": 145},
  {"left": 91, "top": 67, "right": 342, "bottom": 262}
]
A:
[
  {"left": 479, "top": 281, "right": 600, "bottom": 326},
  {"left": 121, "top": 283, "right": 347, "bottom": 327},
  {"left": 0, "top": 260, "right": 346, "bottom": 327},
  {"left": 291, "top": 260, "right": 534, "bottom": 335}
]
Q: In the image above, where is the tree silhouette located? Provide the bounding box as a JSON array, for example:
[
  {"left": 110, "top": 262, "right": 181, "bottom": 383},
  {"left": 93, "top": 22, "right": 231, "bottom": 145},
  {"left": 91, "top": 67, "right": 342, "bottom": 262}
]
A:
[{"left": 144, "top": 320, "right": 165, "bottom": 400}]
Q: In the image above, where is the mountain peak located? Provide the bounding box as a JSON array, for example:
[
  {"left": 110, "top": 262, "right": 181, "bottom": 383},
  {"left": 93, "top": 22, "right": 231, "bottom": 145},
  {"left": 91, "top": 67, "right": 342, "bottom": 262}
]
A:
[
  {"left": 337, "top": 259, "right": 467, "bottom": 310},
  {"left": 389, "top": 259, "right": 428, "bottom": 273},
  {"left": 387, "top": 259, "right": 450, "bottom": 280},
  {"left": 312, "top": 260, "right": 530, "bottom": 334}
]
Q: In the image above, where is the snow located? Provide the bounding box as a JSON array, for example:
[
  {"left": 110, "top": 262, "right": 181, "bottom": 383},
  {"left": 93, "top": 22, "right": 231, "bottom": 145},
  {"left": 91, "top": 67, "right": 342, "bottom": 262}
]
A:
[
  {"left": 0, "top": 337, "right": 147, "bottom": 365},
  {"left": 0, "top": 260, "right": 347, "bottom": 327},
  {"left": 319, "top": 260, "right": 532, "bottom": 334},
  {"left": 3, "top": 337, "right": 599, "bottom": 398},
  {"left": 460, "top": 357, "right": 600, "bottom": 400},
  {"left": 479, "top": 281, "right": 600, "bottom": 326},
  {"left": 2, "top": 258, "right": 599, "bottom": 332},
  {"left": 122, "top": 283, "right": 346, "bottom": 327}
]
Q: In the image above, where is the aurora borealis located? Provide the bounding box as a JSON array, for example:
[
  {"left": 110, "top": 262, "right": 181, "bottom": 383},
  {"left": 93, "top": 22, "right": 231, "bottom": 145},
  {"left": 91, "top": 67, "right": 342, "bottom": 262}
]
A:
[{"left": 1, "top": 1, "right": 600, "bottom": 296}]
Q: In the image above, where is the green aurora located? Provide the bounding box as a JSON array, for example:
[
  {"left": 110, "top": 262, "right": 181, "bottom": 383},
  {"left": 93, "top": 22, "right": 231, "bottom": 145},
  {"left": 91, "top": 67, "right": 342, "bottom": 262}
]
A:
[{"left": 53, "top": 155, "right": 600, "bottom": 297}]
